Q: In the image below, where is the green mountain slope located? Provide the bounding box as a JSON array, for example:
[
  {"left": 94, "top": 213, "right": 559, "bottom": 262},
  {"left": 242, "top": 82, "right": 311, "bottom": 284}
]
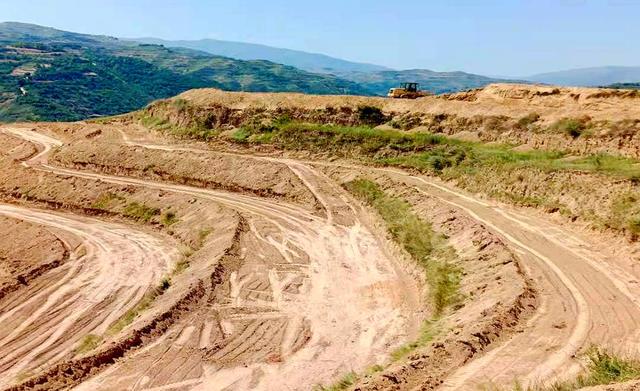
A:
[
  {"left": 0, "top": 22, "right": 370, "bottom": 122},
  {"left": 339, "top": 69, "right": 520, "bottom": 95},
  {"left": 603, "top": 82, "right": 640, "bottom": 90}
]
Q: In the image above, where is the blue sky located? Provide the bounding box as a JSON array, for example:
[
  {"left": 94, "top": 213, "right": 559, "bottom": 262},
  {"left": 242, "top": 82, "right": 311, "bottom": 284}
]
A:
[{"left": 1, "top": 0, "right": 638, "bottom": 76}]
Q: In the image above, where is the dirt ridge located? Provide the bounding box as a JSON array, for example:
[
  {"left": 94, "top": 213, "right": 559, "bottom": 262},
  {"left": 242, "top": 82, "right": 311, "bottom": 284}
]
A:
[
  {"left": 5, "top": 215, "right": 248, "bottom": 391},
  {"left": 0, "top": 248, "right": 69, "bottom": 302}
]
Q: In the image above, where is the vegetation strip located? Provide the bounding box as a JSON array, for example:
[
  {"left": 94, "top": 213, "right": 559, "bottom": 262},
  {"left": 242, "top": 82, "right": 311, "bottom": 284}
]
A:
[
  {"left": 344, "top": 178, "right": 462, "bottom": 315},
  {"left": 138, "top": 107, "right": 640, "bottom": 239},
  {"left": 314, "top": 179, "right": 461, "bottom": 390},
  {"left": 511, "top": 347, "right": 640, "bottom": 391}
]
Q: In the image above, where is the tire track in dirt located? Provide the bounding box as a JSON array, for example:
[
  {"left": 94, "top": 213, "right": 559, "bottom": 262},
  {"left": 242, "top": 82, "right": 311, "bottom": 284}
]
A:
[
  {"left": 3, "top": 127, "right": 420, "bottom": 391},
  {"left": 0, "top": 204, "right": 177, "bottom": 388},
  {"left": 385, "top": 174, "right": 640, "bottom": 389},
  {"left": 110, "top": 133, "right": 640, "bottom": 388}
]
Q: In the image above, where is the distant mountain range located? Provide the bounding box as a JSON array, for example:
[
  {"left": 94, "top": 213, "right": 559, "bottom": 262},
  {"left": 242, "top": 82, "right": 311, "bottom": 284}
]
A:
[
  {"left": 0, "top": 22, "right": 368, "bottom": 121},
  {"left": 2, "top": 22, "right": 639, "bottom": 123},
  {"left": 130, "top": 37, "right": 522, "bottom": 95},
  {"left": 526, "top": 66, "right": 640, "bottom": 87},
  {"left": 131, "top": 37, "right": 391, "bottom": 75}
]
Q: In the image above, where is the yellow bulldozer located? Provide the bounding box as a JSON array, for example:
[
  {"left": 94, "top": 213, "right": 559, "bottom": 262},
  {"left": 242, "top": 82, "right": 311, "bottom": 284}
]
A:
[{"left": 387, "top": 82, "right": 431, "bottom": 99}]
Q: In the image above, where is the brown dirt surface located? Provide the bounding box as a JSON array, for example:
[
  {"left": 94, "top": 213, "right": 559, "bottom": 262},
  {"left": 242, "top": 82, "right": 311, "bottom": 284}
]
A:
[
  {"left": 163, "top": 84, "right": 640, "bottom": 159},
  {"left": 0, "top": 217, "right": 68, "bottom": 300},
  {"left": 2, "top": 84, "right": 640, "bottom": 390},
  {"left": 176, "top": 83, "right": 640, "bottom": 122}
]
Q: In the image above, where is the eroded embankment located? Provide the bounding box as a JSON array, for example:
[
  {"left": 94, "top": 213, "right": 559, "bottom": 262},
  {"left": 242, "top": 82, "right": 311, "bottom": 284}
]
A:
[
  {"left": 122, "top": 87, "right": 640, "bottom": 242},
  {"left": 327, "top": 169, "right": 537, "bottom": 390},
  {"left": 50, "top": 137, "right": 323, "bottom": 213},
  {"left": 0, "top": 130, "right": 244, "bottom": 389},
  {"left": 6, "top": 217, "right": 246, "bottom": 391},
  {"left": 1, "top": 126, "right": 421, "bottom": 391},
  {"left": 140, "top": 84, "right": 640, "bottom": 160},
  {"left": 0, "top": 217, "right": 69, "bottom": 301}
]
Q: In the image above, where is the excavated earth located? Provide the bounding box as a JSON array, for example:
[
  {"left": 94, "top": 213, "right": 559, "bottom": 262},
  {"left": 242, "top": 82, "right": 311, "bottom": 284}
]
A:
[{"left": 1, "top": 84, "right": 640, "bottom": 390}]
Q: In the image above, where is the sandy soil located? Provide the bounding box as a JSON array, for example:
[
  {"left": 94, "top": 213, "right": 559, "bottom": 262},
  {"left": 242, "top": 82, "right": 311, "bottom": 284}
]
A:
[
  {"left": 0, "top": 126, "right": 421, "bottom": 390},
  {"left": 2, "top": 84, "right": 640, "bottom": 391},
  {"left": 0, "top": 217, "right": 68, "bottom": 299},
  {"left": 179, "top": 83, "right": 640, "bottom": 122},
  {"left": 113, "top": 130, "right": 640, "bottom": 389},
  {"left": 0, "top": 204, "right": 177, "bottom": 386}
]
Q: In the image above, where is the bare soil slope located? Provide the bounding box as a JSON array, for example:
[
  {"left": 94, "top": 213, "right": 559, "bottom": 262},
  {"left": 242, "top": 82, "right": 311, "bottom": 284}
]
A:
[{"left": 2, "top": 83, "right": 640, "bottom": 390}]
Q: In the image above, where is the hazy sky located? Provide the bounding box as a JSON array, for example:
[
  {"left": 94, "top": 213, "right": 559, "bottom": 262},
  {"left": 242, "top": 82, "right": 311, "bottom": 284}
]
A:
[{"left": 1, "top": 0, "right": 638, "bottom": 76}]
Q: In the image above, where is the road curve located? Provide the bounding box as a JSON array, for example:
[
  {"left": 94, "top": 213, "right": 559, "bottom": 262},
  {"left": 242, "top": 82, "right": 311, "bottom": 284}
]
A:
[
  {"left": 0, "top": 204, "right": 177, "bottom": 387},
  {"left": 2, "top": 127, "right": 421, "bottom": 391},
  {"left": 115, "top": 132, "right": 640, "bottom": 388},
  {"left": 379, "top": 172, "right": 640, "bottom": 388}
]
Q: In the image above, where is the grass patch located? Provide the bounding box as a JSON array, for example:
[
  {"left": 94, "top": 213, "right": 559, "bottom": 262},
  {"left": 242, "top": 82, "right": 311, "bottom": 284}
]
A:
[
  {"left": 314, "top": 371, "right": 359, "bottom": 391},
  {"left": 165, "top": 118, "right": 640, "bottom": 181},
  {"left": 231, "top": 128, "right": 250, "bottom": 142},
  {"left": 514, "top": 347, "right": 640, "bottom": 391},
  {"left": 106, "top": 277, "right": 171, "bottom": 336},
  {"left": 92, "top": 192, "right": 124, "bottom": 210},
  {"left": 516, "top": 113, "right": 540, "bottom": 129},
  {"left": 75, "top": 334, "right": 102, "bottom": 354},
  {"left": 390, "top": 319, "right": 441, "bottom": 361},
  {"left": 139, "top": 113, "right": 218, "bottom": 141},
  {"left": 344, "top": 179, "right": 462, "bottom": 315},
  {"left": 551, "top": 117, "right": 588, "bottom": 138},
  {"left": 234, "top": 120, "right": 640, "bottom": 181},
  {"left": 124, "top": 202, "right": 160, "bottom": 223},
  {"left": 161, "top": 210, "right": 179, "bottom": 226},
  {"left": 197, "top": 227, "right": 213, "bottom": 247}
]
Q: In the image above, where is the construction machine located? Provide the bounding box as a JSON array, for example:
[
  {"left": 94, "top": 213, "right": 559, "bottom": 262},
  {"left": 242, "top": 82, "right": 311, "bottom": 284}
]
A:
[{"left": 387, "top": 82, "right": 431, "bottom": 99}]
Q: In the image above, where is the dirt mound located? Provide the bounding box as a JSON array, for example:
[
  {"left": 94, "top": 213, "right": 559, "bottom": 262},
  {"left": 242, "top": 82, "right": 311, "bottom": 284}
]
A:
[
  {"left": 177, "top": 83, "right": 640, "bottom": 122},
  {"left": 139, "top": 84, "right": 640, "bottom": 160},
  {"left": 0, "top": 217, "right": 68, "bottom": 300}
]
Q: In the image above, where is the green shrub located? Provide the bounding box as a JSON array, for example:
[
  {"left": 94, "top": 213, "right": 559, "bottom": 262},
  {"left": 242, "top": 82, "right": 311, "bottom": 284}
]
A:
[
  {"left": 161, "top": 211, "right": 178, "bottom": 226},
  {"left": 124, "top": 202, "right": 160, "bottom": 222},
  {"left": 553, "top": 118, "right": 587, "bottom": 138},
  {"left": 357, "top": 105, "right": 387, "bottom": 126},
  {"left": 75, "top": 334, "right": 102, "bottom": 354},
  {"left": 517, "top": 112, "right": 540, "bottom": 128}
]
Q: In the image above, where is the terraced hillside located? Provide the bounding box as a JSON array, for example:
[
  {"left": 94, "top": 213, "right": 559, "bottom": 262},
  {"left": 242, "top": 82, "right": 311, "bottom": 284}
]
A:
[{"left": 3, "top": 83, "right": 640, "bottom": 390}]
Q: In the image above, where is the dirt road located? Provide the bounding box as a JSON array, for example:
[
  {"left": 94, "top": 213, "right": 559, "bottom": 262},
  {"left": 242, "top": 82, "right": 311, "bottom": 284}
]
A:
[
  {"left": 0, "top": 204, "right": 177, "bottom": 387},
  {"left": 2, "top": 127, "right": 421, "bottom": 390},
  {"left": 5, "top": 124, "right": 640, "bottom": 389},
  {"left": 375, "top": 172, "right": 640, "bottom": 388},
  {"left": 117, "top": 132, "right": 640, "bottom": 388}
]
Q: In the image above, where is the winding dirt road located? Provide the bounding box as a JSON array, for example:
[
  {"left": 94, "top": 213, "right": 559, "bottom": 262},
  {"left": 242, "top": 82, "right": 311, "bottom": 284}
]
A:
[
  {"left": 116, "top": 132, "right": 640, "bottom": 388},
  {"left": 1, "top": 127, "right": 421, "bottom": 390},
  {"left": 4, "top": 125, "right": 640, "bottom": 390},
  {"left": 0, "top": 204, "right": 177, "bottom": 387}
]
